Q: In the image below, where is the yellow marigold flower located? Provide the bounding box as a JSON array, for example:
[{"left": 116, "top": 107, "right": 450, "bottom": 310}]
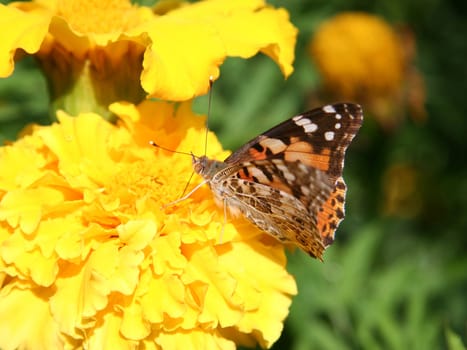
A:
[
  {"left": 0, "top": 0, "right": 297, "bottom": 116},
  {"left": 0, "top": 100, "right": 297, "bottom": 349}
]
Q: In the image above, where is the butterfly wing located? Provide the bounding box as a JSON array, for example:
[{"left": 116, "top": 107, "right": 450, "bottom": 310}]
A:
[
  {"left": 221, "top": 103, "right": 363, "bottom": 256},
  {"left": 225, "top": 103, "right": 363, "bottom": 181}
]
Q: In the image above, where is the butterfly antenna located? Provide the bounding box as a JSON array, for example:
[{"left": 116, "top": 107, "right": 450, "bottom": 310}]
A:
[
  {"left": 204, "top": 76, "right": 214, "bottom": 157},
  {"left": 149, "top": 140, "right": 193, "bottom": 157}
]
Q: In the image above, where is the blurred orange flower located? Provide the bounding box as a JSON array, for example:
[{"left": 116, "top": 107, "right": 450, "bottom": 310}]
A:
[{"left": 309, "top": 12, "right": 426, "bottom": 129}]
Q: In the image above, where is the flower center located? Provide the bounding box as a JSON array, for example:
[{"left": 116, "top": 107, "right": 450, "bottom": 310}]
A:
[{"left": 105, "top": 161, "right": 158, "bottom": 212}]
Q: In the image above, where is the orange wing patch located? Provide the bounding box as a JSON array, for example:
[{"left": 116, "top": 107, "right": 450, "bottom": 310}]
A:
[
  {"left": 317, "top": 177, "right": 346, "bottom": 246},
  {"left": 285, "top": 142, "right": 331, "bottom": 172}
]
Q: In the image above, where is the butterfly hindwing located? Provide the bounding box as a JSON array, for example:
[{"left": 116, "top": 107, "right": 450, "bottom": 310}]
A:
[{"left": 220, "top": 176, "right": 330, "bottom": 258}]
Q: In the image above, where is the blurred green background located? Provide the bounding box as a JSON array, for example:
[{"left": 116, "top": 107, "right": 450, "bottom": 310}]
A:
[{"left": 1, "top": 0, "right": 466, "bottom": 349}]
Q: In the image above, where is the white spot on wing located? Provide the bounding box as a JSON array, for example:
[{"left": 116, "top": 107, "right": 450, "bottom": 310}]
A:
[
  {"left": 325, "top": 131, "right": 335, "bottom": 141},
  {"left": 260, "top": 138, "right": 287, "bottom": 154},
  {"left": 323, "top": 105, "right": 336, "bottom": 113},
  {"left": 294, "top": 118, "right": 308, "bottom": 126},
  {"left": 335, "top": 113, "right": 342, "bottom": 120},
  {"left": 298, "top": 162, "right": 308, "bottom": 172},
  {"left": 276, "top": 164, "right": 296, "bottom": 181},
  {"left": 250, "top": 167, "right": 271, "bottom": 182},
  {"left": 305, "top": 123, "right": 318, "bottom": 133},
  {"left": 294, "top": 117, "right": 318, "bottom": 133},
  {"left": 300, "top": 185, "right": 311, "bottom": 196},
  {"left": 284, "top": 172, "right": 296, "bottom": 182},
  {"left": 335, "top": 123, "right": 341, "bottom": 129}
]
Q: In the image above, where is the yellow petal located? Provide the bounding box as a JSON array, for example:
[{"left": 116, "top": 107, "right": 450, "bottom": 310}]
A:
[
  {"left": 140, "top": 274, "right": 186, "bottom": 325},
  {"left": 37, "top": 111, "right": 119, "bottom": 188},
  {"left": 156, "top": 328, "right": 235, "bottom": 350},
  {"left": 140, "top": 0, "right": 297, "bottom": 100},
  {"left": 82, "top": 242, "right": 118, "bottom": 316},
  {"left": 85, "top": 309, "right": 131, "bottom": 350},
  {"left": 215, "top": 6, "right": 296, "bottom": 77},
  {"left": 219, "top": 238, "right": 297, "bottom": 348},
  {"left": 150, "top": 232, "right": 187, "bottom": 276},
  {"left": 0, "top": 233, "right": 59, "bottom": 286},
  {"left": 50, "top": 242, "right": 126, "bottom": 336},
  {"left": 139, "top": 17, "right": 223, "bottom": 100},
  {"left": 0, "top": 135, "right": 48, "bottom": 190},
  {"left": 55, "top": 222, "right": 103, "bottom": 261},
  {"left": 0, "top": 4, "right": 51, "bottom": 77},
  {"left": 111, "top": 245, "right": 145, "bottom": 295},
  {"left": 182, "top": 246, "right": 243, "bottom": 328},
  {"left": 33, "top": 216, "right": 80, "bottom": 258},
  {"left": 0, "top": 283, "right": 62, "bottom": 350},
  {"left": 121, "top": 300, "right": 150, "bottom": 340},
  {"left": 0, "top": 187, "right": 65, "bottom": 234},
  {"left": 49, "top": 263, "right": 85, "bottom": 337},
  {"left": 117, "top": 219, "right": 157, "bottom": 250}
]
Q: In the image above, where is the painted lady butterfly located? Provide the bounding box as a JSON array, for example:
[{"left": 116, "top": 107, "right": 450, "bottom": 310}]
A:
[{"left": 192, "top": 103, "right": 363, "bottom": 259}]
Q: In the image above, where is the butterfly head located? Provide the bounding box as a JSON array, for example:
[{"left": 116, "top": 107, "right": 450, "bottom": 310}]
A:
[
  {"left": 192, "top": 154, "right": 207, "bottom": 176},
  {"left": 192, "top": 155, "right": 226, "bottom": 181}
]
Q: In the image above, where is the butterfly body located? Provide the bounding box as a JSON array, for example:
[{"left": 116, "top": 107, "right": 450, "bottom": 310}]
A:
[{"left": 193, "top": 103, "right": 363, "bottom": 259}]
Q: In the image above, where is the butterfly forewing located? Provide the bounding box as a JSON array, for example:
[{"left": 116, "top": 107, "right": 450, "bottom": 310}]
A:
[
  {"left": 193, "top": 103, "right": 363, "bottom": 259},
  {"left": 225, "top": 103, "right": 362, "bottom": 179}
]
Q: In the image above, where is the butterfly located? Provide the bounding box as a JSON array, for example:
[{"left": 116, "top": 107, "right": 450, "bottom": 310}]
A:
[{"left": 189, "top": 103, "right": 363, "bottom": 259}]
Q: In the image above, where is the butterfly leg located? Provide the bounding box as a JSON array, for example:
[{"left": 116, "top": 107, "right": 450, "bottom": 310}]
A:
[
  {"left": 216, "top": 198, "right": 229, "bottom": 244},
  {"left": 161, "top": 180, "right": 209, "bottom": 209}
]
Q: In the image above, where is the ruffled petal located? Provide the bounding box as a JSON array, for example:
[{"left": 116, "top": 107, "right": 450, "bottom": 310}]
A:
[
  {"left": 0, "top": 283, "right": 62, "bottom": 349},
  {"left": 0, "top": 3, "right": 51, "bottom": 77},
  {"left": 139, "top": 0, "right": 297, "bottom": 100}
]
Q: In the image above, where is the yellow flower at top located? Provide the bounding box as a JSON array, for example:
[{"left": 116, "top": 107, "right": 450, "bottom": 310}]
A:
[
  {"left": 0, "top": 100, "right": 297, "bottom": 349},
  {"left": 0, "top": 0, "right": 297, "bottom": 117}
]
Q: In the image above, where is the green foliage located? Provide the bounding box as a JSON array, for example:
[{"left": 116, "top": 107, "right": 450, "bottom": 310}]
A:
[
  {"left": 281, "top": 225, "right": 446, "bottom": 349},
  {"left": 0, "top": 57, "right": 49, "bottom": 143},
  {"left": 446, "top": 329, "right": 467, "bottom": 350}
]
